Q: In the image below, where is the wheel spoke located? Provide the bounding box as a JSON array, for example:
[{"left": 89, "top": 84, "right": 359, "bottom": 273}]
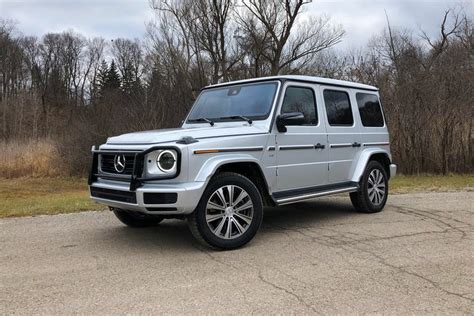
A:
[
  {"left": 369, "top": 190, "right": 376, "bottom": 202},
  {"left": 224, "top": 218, "right": 232, "bottom": 239},
  {"left": 379, "top": 189, "right": 385, "bottom": 199},
  {"left": 233, "top": 218, "right": 245, "bottom": 234},
  {"left": 213, "top": 217, "right": 226, "bottom": 236},
  {"left": 206, "top": 212, "right": 225, "bottom": 223},
  {"left": 207, "top": 201, "right": 226, "bottom": 211},
  {"left": 234, "top": 212, "right": 252, "bottom": 225},
  {"left": 234, "top": 200, "right": 253, "bottom": 213},
  {"left": 227, "top": 185, "right": 235, "bottom": 206},
  {"left": 232, "top": 190, "right": 248, "bottom": 207},
  {"left": 216, "top": 188, "right": 227, "bottom": 206},
  {"left": 376, "top": 171, "right": 383, "bottom": 185},
  {"left": 376, "top": 191, "right": 382, "bottom": 204}
]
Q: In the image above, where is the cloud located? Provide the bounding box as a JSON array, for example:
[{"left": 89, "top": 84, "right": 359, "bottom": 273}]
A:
[
  {"left": 1, "top": 0, "right": 153, "bottom": 39},
  {"left": 1, "top": 0, "right": 471, "bottom": 48},
  {"left": 305, "top": 0, "right": 472, "bottom": 49}
]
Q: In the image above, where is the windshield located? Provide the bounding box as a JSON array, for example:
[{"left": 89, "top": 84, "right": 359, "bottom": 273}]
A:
[{"left": 187, "top": 82, "right": 278, "bottom": 123}]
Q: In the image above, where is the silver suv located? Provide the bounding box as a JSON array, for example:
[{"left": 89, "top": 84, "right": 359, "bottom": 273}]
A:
[{"left": 89, "top": 75, "right": 396, "bottom": 249}]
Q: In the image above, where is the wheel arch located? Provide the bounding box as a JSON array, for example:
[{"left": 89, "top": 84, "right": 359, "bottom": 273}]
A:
[
  {"left": 194, "top": 155, "right": 275, "bottom": 206},
  {"left": 350, "top": 148, "right": 392, "bottom": 183}
]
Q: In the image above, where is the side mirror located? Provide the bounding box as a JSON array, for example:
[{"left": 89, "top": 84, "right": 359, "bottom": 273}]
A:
[{"left": 276, "top": 112, "right": 305, "bottom": 132}]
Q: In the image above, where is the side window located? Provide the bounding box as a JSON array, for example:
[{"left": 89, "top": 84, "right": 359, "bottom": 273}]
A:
[
  {"left": 323, "top": 90, "right": 354, "bottom": 126},
  {"left": 356, "top": 93, "right": 385, "bottom": 127},
  {"left": 281, "top": 87, "right": 318, "bottom": 125}
]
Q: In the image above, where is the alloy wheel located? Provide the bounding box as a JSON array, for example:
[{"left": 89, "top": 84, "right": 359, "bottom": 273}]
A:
[
  {"left": 368, "top": 169, "right": 386, "bottom": 205},
  {"left": 205, "top": 185, "right": 254, "bottom": 240}
]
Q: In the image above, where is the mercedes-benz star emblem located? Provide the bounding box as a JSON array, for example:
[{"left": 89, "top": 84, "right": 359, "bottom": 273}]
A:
[{"left": 113, "top": 154, "right": 126, "bottom": 173}]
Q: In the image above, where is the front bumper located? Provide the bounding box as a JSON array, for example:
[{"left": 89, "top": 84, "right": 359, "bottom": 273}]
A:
[
  {"left": 89, "top": 180, "right": 206, "bottom": 215},
  {"left": 390, "top": 164, "right": 397, "bottom": 178}
]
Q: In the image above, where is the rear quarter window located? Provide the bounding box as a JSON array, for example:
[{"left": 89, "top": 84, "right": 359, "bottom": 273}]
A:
[
  {"left": 356, "top": 93, "right": 385, "bottom": 127},
  {"left": 323, "top": 90, "right": 354, "bottom": 126}
]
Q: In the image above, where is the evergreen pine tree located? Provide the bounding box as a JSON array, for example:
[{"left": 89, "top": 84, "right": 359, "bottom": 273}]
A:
[
  {"left": 97, "top": 60, "right": 109, "bottom": 89},
  {"left": 103, "top": 60, "right": 121, "bottom": 91},
  {"left": 94, "top": 60, "right": 109, "bottom": 101}
]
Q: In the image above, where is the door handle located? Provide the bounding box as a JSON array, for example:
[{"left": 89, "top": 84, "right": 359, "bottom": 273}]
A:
[
  {"left": 314, "top": 143, "right": 325, "bottom": 149},
  {"left": 352, "top": 142, "right": 361, "bottom": 148}
]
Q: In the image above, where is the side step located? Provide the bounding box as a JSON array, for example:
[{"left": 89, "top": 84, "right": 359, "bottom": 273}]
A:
[{"left": 272, "top": 182, "right": 359, "bottom": 206}]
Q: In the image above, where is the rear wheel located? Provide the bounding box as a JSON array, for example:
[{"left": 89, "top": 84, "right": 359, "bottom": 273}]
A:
[
  {"left": 112, "top": 208, "right": 164, "bottom": 227},
  {"left": 350, "top": 161, "right": 389, "bottom": 213},
  {"left": 188, "top": 172, "right": 263, "bottom": 250}
]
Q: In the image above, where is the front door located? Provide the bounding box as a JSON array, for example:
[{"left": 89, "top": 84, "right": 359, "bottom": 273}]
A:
[{"left": 275, "top": 83, "right": 328, "bottom": 191}]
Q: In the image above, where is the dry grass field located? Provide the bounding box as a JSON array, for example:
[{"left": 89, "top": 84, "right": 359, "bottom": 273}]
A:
[{"left": 0, "top": 139, "right": 63, "bottom": 178}]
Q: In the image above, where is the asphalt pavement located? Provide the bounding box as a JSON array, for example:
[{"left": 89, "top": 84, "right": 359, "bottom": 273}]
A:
[{"left": 1, "top": 191, "right": 473, "bottom": 314}]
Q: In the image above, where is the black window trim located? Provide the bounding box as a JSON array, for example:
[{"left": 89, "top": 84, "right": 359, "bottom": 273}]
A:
[
  {"left": 322, "top": 87, "right": 355, "bottom": 128},
  {"left": 279, "top": 84, "right": 320, "bottom": 128},
  {"left": 355, "top": 92, "right": 386, "bottom": 128}
]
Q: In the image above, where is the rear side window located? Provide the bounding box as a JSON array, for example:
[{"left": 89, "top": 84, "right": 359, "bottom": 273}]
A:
[
  {"left": 356, "top": 93, "right": 385, "bottom": 127},
  {"left": 323, "top": 90, "right": 353, "bottom": 126},
  {"left": 281, "top": 87, "right": 318, "bottom": 125}
]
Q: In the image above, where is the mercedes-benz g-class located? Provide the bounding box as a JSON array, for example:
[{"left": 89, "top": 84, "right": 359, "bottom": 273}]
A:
[{"left": 89, "top": 75, "right": 396, "bottom": 249}]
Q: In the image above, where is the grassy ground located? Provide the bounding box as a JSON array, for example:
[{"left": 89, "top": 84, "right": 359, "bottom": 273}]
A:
[
  {"left": 0, "top": 174, "right": 472, "bottom": 218},
  {"left": 390, "top": 174, "right": 473, "bottom": 194},
  {"left": 0, "top": 178, "right": 105, "bottom": 218}
]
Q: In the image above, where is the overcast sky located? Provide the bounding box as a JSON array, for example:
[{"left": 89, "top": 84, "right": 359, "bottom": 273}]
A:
[{"left": 1, "top": 0, "right": 472, "bottom": 49}]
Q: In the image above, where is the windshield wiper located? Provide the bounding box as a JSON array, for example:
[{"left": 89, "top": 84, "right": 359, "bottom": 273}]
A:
[
  {"left": 219, "top": 115, "right": 253, "bottom": 125},
  {"left": 188, "top": 117, "right": 214, "bottom": 126}
]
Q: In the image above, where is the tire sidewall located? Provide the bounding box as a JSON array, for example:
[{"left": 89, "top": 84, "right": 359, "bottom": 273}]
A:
[
  {"left": 193, "top": 173, "right": 263, "bottom": 249},
  {"left": 361, "top": 161, "right": 389, "bottom": 212}
]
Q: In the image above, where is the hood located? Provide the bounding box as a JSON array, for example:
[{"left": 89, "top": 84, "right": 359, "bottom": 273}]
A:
[{"left": 106, "top": 125, "right": 268, "bottom": 145}]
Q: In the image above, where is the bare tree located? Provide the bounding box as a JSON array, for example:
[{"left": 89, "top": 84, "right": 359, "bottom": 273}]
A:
[
  {"left": 241, "top": 0, "right": 344, "bottom": 75},
  {"left": 1, "top": 6, "right": 472, "bottom": 176}
]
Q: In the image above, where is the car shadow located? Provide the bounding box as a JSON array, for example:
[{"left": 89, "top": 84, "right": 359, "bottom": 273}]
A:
[
  {"left": 262, "top": 198, "right": 356, "bottom": 229},
  {"left": 97, "top": 197, "right": 356, "bottom": 252}
]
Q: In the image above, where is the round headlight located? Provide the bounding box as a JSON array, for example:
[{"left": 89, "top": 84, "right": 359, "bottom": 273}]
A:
[{"left": 156, "top": 150, "right": 177, "bottom": 172}]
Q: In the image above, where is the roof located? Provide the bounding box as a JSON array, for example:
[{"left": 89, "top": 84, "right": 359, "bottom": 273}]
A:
[{"left": 205, "top": 75, "right": 378, "bottom": 91}]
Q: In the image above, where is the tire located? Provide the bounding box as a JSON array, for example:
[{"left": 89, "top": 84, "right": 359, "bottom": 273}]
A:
[
  {"left": 350, "top": 161, "right": 389, "bottom": 213},
  {"left": 188, "top": 172, "right": 263, "bottom": 250},
  {"left": 112, "top": 208, "right": 164, "bottom": 227}
]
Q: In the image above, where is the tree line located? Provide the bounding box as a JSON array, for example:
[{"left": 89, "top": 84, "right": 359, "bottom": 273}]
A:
[{"left": 0, "top": 0, "right": 472, "bottom": 174}]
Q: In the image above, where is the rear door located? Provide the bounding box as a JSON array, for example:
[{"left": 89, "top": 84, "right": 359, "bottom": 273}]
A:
[
  {"left": 275, "top": 83, "right": 328, "bottom": 191},
  {"left": 321, "top": 86, "right": 362, "bottom": 184}
]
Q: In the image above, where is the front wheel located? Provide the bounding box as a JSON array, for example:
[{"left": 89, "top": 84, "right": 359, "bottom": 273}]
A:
[
  {"left": 188, "top": 172, "right": 263, "bottom": 250},
  {"left": 112, "top": 208, "right": 164, "bottom": 227},
  {"left": 350, "top": 161, "right": 389, "bottom": 213}
]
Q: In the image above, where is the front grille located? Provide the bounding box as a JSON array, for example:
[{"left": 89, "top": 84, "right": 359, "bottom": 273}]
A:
[
  {"left": 100, "top": 153, "right": 135, "bottom": 175},
  {"left": 90, "top": 187, "right": 137, "bottom": 204}
]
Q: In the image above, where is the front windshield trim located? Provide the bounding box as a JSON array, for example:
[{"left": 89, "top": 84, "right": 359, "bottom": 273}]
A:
[{"left": 185, "top": 81, "right": 280, "bottom": 124}]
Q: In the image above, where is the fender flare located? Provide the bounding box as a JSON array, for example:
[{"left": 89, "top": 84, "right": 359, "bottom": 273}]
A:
[
  {"left": 350, "top": 148, "right": 392, "bottom": 183},
  {"left": 194, "top": 154, "right": 266, "bottom": 183}
]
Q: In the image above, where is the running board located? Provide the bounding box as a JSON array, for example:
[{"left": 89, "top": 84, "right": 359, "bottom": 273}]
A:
[{"left": 272, "top": 182, "right": 359, "bottom": 206}]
